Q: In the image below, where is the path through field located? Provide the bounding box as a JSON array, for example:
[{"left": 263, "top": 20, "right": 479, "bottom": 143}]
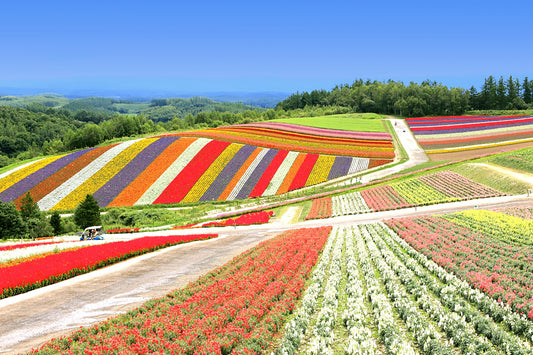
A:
[
  {"left": 1, "top": 193, "right": 532, "bottom": 354},
  {"left": 359, "top": 118, "right": 428, "bottom": 183},
  {"left": 0, "top": 229, "right": 282, "bottom": 354},
  {"left": 471, "top": 162, "right": 533, "bottom": 186}
]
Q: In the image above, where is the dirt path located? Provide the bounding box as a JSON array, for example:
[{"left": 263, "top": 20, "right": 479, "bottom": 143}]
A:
[
  {"left": 471, "top": 163, "right": 533, "bottom": 186},
  {"left": 359, "top": 118, "right": 428, "bottom": 183},
  {"left": 0, "top": 229, "right": 280, "bottom": 354}
]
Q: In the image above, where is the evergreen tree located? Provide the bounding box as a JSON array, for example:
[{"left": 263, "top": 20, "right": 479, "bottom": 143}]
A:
[
  {"left": 0, "top": 201, "right": 27, "bottom": 239},
  {"left": 496, "top": 76, "right": 508, "bottom": 109},
  {"left": 50, "top": 211, "right": 62, "bottom": 235},
  {"left": 73, "top": 194, "right": 101, "bottom": 229},
  {"left": 468, "top": 86, "right": 480, "bottom": 110},
  {"left": 480, "top": 76, "right": 497, "bottom": 109},
  {"left": 523, "top": 77, "right": 532, "bottom": 104}
]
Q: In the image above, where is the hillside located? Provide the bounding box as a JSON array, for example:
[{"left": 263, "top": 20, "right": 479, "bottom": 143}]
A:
[
  {"left": 0, "top": 94, "right": 271, "bottom": 120},
  {"left": 0, "top": 116, "right": 395, "bottom": 211}
]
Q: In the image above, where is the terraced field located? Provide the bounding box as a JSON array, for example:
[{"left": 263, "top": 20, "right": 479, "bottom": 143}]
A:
[
  {"left": 0, "top": 123, "right": 394, "bottom": 211},
  {"left": 406, "top": 115, "right": 533, "bottom": 160}
]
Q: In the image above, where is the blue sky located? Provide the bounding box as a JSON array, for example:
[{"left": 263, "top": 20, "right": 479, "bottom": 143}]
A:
[{"left": 1, "top": 0, "right": 532, "bottom": 95}]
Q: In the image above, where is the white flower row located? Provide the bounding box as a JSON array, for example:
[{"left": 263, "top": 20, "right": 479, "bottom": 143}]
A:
[
  {"left": 348, "top": 157, "right": 369, "bottom": 175},
  {"left": 360, "top": 224, "right": 476, "bottom": 354},
  {"left": 0, "top": 240, "right": 109, "bottom": 263},
  {"left": 343, "top": 226, "right": 378, "bottom": 354},
  {"left": 276, "top": 226, "right": 338, "bottom": 354},
  {"left": 38, "top": 140, "right": 141, "bottom": 211},
  {"left": 262, "top": 151, "right": 299, "bottom": 196},
  {"left": 227, "top": 148, "right": 268, "bottom": 200},
  {"left": 352, "top": 226, "right": 418, "bottom": 354},
  {"left": 135, "top": 138, "right": 211, "bottom": 205},
  {"left": 376, "top": 222, "right": 533, "bottom": 350},
  {"left": 332, "top": 191, "right": 372, "bottom": 216},
  {"left": 367, "top": 223, "right": 533, "bottom": 354},
  {"left": 305, "top": 227, "right": 344, "bottom": 354}
]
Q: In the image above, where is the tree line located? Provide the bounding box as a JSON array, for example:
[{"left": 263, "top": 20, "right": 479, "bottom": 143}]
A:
[
  {"left": 276, "top": 76, "right": 533, "bottom": 117},
  {"left": 0, "top": 76, "right": 532, "bottom": 168}
]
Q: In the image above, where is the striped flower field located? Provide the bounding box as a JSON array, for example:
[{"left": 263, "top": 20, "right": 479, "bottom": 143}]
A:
[
  {"left": 0, "top": 124, "right": 394, "bottom": 211},
  {"left": 306, "top": 170, "right": 506, "bottom": 219},
  {"left": 406, "top": 115, "right": 533, "bottom": 154}
]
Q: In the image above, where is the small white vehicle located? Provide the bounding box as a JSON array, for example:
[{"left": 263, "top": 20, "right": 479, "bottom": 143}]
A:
[{"left": 80, "top": 226, "right": 105, "bottom": 241}]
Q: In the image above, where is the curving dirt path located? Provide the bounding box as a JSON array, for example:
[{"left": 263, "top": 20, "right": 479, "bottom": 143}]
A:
[{"left": 1, "top": 193, "right": 532, "bottom": 354}]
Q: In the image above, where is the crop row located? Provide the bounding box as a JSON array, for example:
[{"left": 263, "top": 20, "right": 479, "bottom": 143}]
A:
[
  {"left": 0, "top": 234, "right": 217, "bottom": 299},
  {"left": 406, "top": 115, "right": 533, "bottom": 151},
  {"left": 0, "top": 135, "right": 391, "bottom": 211},
  {"left": 306, "top": 170, "right": 505, "bottom": 219},
  {"left": 231, "top": 122, "right": 393, "bottom": 140},
  {"left": 387, "top": 211, "right": 533, "bottom": 320},
  {"left": 279, "top": 222, "right": 533, "bottom": 354},
  {"left": 173, "top": 123, "right": 395, "bottom": 158},
  {"left": 32, "top": 227, "right": 331, "bottom": 354}
]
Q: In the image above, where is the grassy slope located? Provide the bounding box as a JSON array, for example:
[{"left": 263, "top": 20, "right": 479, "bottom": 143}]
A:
[
  {"left": 451, "top": 163, "right": 531, "bottom": 195},
  {"left": 270, "top": 113, "right": 388, "bottom": 132}
]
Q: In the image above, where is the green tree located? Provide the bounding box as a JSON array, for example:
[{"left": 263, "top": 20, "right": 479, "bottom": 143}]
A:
[
  {"left": 50, "top": 211, "right": 62, "bottom": 235},
  {"left": 496, "top": 76, "right": 508, "bottom": 109},
  {"left": 0, "top": 201, "right": 27, "bottom": 239},
  {"left": 523, "top": 77, "right": 532, "bottom": 104},
  {"left": 20, "top": 192, "right": 40, "bottom": 220},
  {"left": 73, "top": 194, "right": 101, "bottom": 229},
  {"left": 19, "top": 192, "right": 53, "bottom": 238}
]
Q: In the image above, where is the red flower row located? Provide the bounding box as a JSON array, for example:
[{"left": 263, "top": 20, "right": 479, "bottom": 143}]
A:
[
  {"left": 387, "top": 216, "right": 533, "bottom": 319},
  {"left": 33, "top": 227, "right": 332, "bottom": 354},
  {"left": 1, "top": 234, "right": 217, "bottom": 299},
  {"left": 306, "top": 197, "right": 332, "bottom": 219},
  {"left": 106, "top": 228, "right": 141, "bottom": 234},
  {"left": 200, "top": 211, "right": 274, "bottom": 228}
]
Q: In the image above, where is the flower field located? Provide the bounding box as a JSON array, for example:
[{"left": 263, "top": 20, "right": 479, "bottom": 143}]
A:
[
  {"left": 19, "top": 211, "right": 533, "bottom": 354},
  {"left": 0, "top": 123, "right": 394, "bottom": 211},
  {"left": 0, "top": 234, "right": 217, "bottom": 299},
  {"left": 32, "top": 227, "right": 331, "bottom": 354},
  {"left": 306, "top": 170, "right": 505, "bottom": 219},
  {"left": 406, "top": 115, "right": 533, "bottom": 153},
  {"left": 175, "top": 210, "right": 274, "bottom": 228},
  {"left": 172, "top": 122, "right": 395, "bottom": 158},
  {"left": 279, "top": 223, "right": 533, "bottom": 354},
  {"left": 387, "top": 210, "right": 533, "bottom": 322}
]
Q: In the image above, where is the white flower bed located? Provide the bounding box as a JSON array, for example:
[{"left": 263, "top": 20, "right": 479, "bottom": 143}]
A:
[
  {"left": 38, "top": 140, "right": 141, "bottom": 211},
  {"left": 262, "top": 151, "right": 299, "bottom": 196},
  {"left": 0, "top": 240, "right": 110, "bottom": 263},
  {"left": 305, "top": 227, "right": 344, "bottom": 354},
  {"left": 276, "top": 226, "right": 337, "bottom": 354},
  {"left": 275, "top": 221, "right": 533, "bottom": 354},
  {"left": 348, "top": 157, "right": 369, "bottom": 174},
  {"left": 332, "top": 191, "right": 372, "bottom": 216},
  {"left": 377, "top": 222, "right": 533, "bottom": 350},
  {"left": 227, "top": 148, "right": 268, "bottom": 200}
]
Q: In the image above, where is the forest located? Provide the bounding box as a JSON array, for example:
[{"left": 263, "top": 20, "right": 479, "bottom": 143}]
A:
[{"left": 276, "top": 76, "right": 533, "bottom": 116}]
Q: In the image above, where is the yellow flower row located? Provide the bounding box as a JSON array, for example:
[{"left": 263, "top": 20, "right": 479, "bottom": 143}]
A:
[
  {"left": 305, "top": 155, "right": 335, "bottom": 187},
  {"left": 426, "top": 137, "right": 533, "bottom": 154},
  {"left": 0, "top": 155, "right": 65, "bottom": 194},
  {"left": 52, "top": 139, "right": 157, "bottom": 211},
  {"left": 181, "top": 143, "right": 243, "bottom": 203}
]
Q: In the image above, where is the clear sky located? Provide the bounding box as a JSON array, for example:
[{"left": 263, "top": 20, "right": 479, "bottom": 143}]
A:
[{"left": 1, "top": 0, "right": 532, "bottom": 95}]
